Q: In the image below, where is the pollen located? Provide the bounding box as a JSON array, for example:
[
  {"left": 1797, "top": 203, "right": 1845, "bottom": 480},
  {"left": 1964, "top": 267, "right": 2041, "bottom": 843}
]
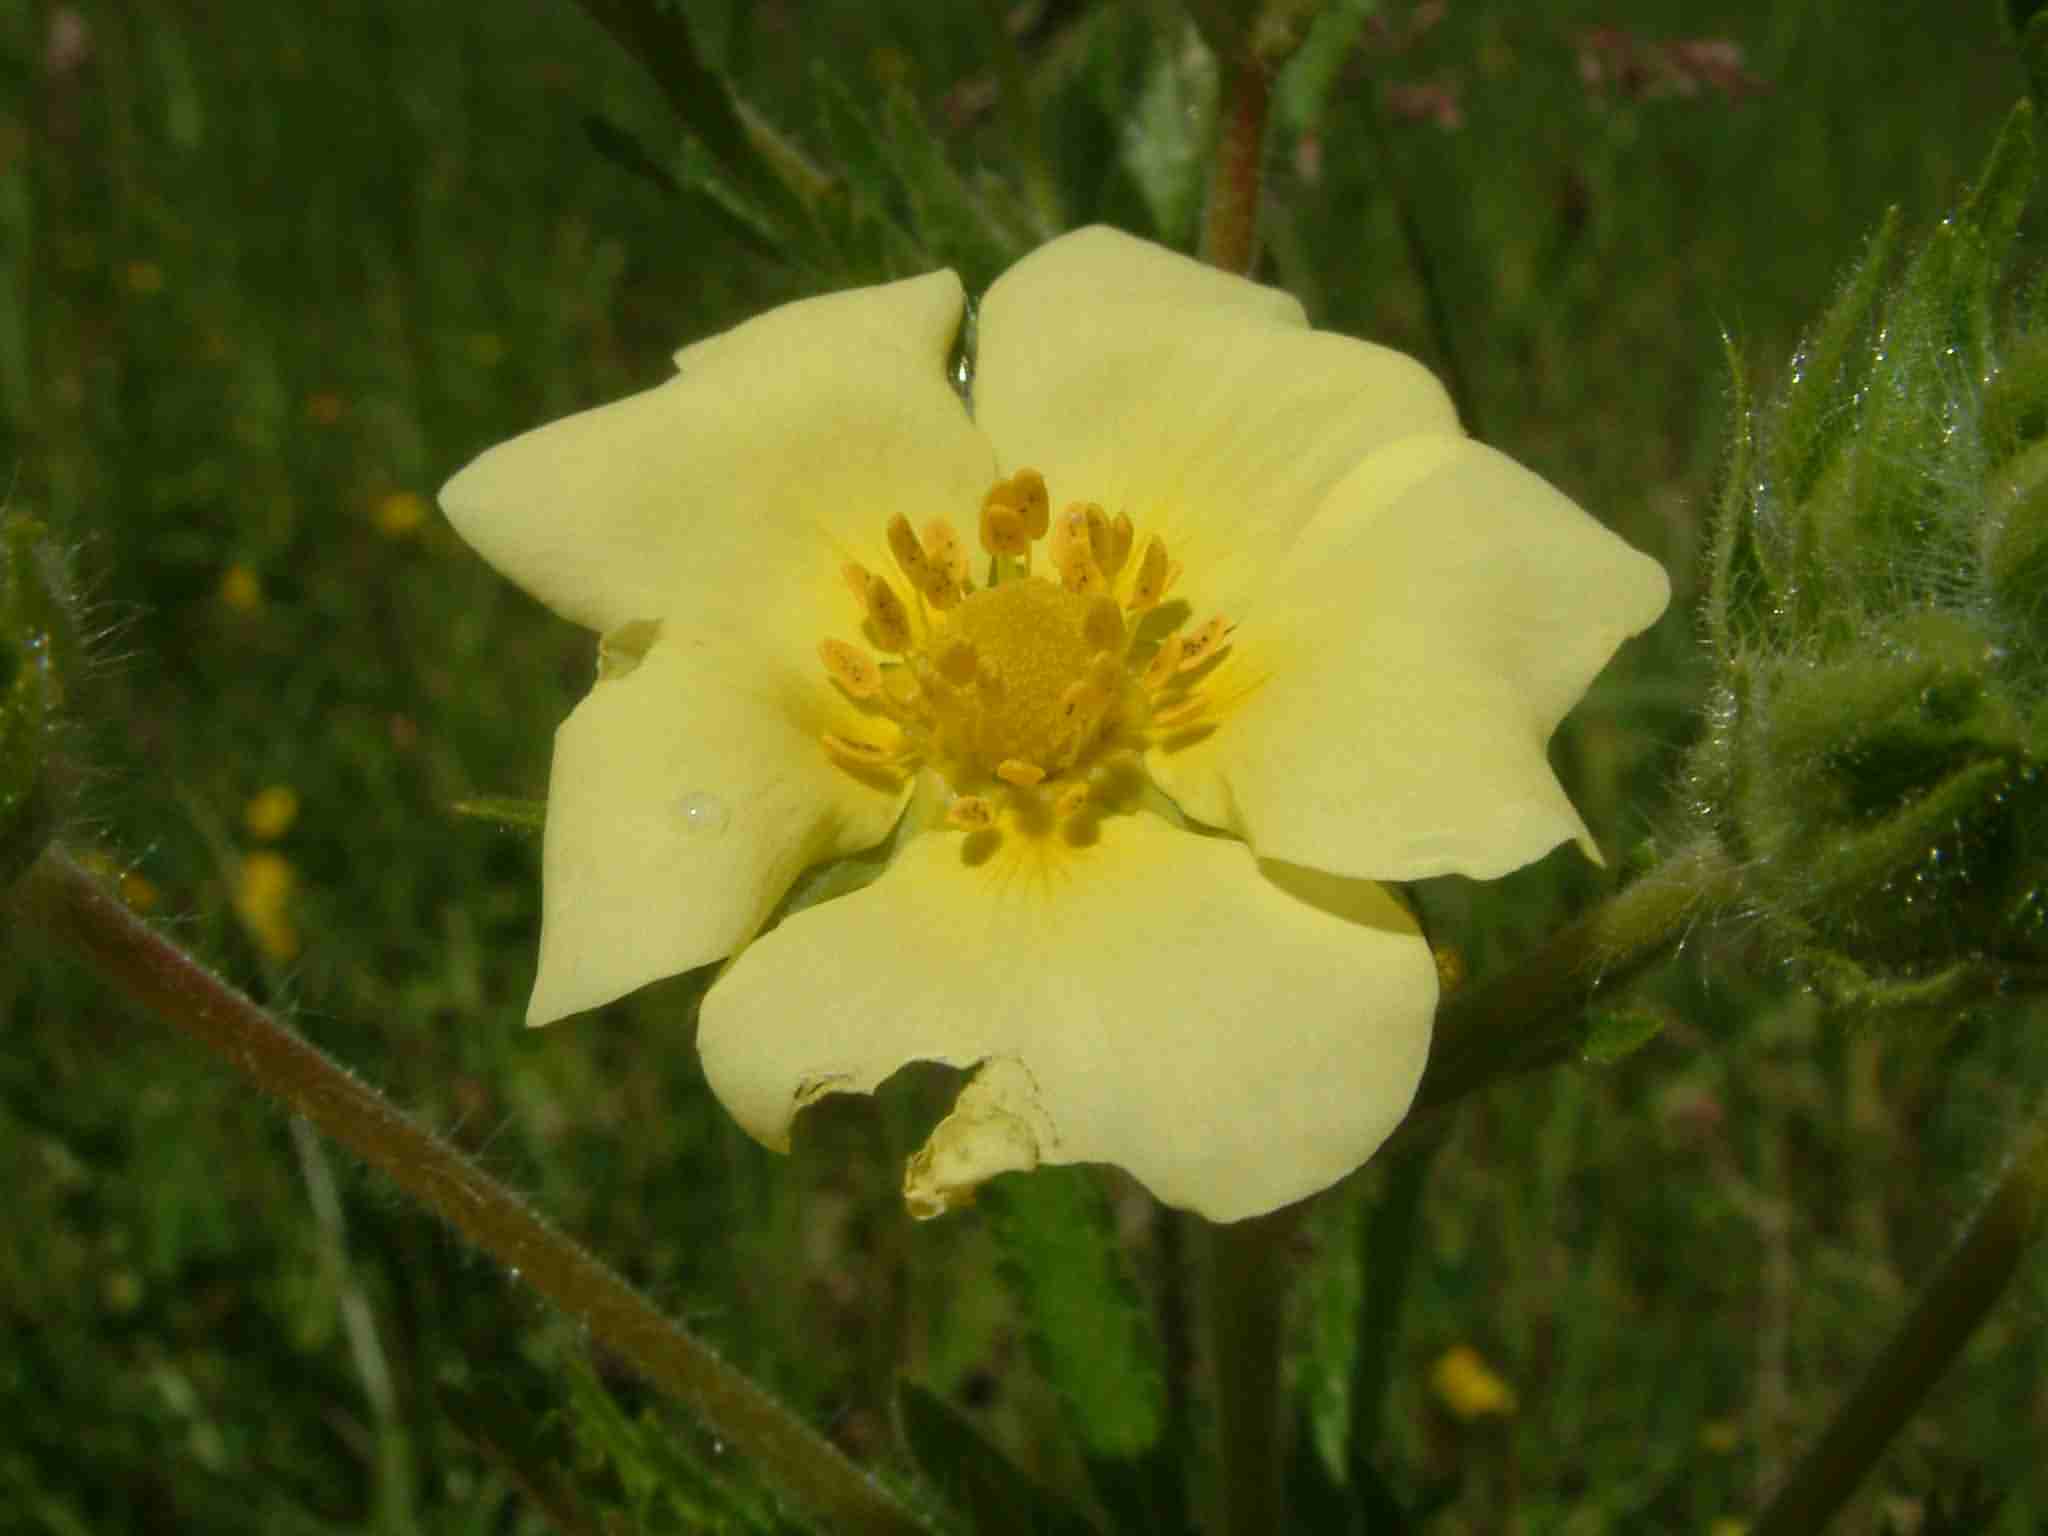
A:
[{"left": 815, "top": 470, "right": 1245, "bottom": 832}]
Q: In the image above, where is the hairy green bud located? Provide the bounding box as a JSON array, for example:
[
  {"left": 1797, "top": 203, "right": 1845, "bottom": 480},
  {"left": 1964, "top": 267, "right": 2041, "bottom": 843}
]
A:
[
  {"left": 1696, "top": 102, "right": 2048, "bottom": 1007},
  {"left": 1, "top": 513, "right": 79, "bottom": 888}
]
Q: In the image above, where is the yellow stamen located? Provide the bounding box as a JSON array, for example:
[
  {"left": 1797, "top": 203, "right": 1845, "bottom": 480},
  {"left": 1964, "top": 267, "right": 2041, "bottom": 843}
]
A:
[
  {"left": 1105, "top": 512, "right": 1135, "bottom": 581},
  {"left": 980, "top": 493, "right": 1031, "bottom": 558},
  {"left": 1050, "top": 504, "right": 1107, "bottom": 595},
  {"left": 857, "top": 569, "right": 914, "bottom": 653},
  {"left": 823, "top": 732, "right": 900, "bottom": 767},
  {"left": 922, "top": 517, "right": 971, "bottom": 590},
  {"left": 819, "top": 639, "right": 882, "bottom": 698},
  {"left": 1149, "top": 695, "right": 1208, "bottom": 732},
  {"left": 948, "top": 795, "right": 997, "bottom": 831},
  {"left": 1143, "top": 634, "right": 1186, "bottom": 691},
  {"left": 1178, "top": 615, "right": 1235, "bottom": 671},
  {"left": 816, "top": 470, "right": 1244, "bottom": 812},
  {"left": 1127, "top": 536, "right": 1173, "bottom": 613},
  {"left": 1006, "top": 468, "right": 1051, "bottom": 539}
]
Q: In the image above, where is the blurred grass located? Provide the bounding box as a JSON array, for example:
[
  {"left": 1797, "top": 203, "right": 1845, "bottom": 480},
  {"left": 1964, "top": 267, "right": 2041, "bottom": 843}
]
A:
[{"left": 2, "top": 0, "right": 2045, "bottom": 1531}]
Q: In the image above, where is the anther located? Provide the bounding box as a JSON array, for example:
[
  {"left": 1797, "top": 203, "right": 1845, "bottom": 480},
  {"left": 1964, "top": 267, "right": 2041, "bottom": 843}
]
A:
[
  {"left": 1143, "top": 634, "right": 1186, "bottom": 691},
  {"left": 1050, "top": 505, "right": 1107, "bottom": 595},
  {"left": 1127, "top": 536, "right": 1173, "bottom": 613},
  {"left": 1007, "top": 469, "right": 1051, "bottom": 539},
  {"left": 1105, "top": 512, "right": 1135, "bottom": 580},
  {"left": 889, "top": 513, "right": 962, "bottom": 609},
  {"left": 823, "top": 732, "right": 898, "bottom": 766},
  {"left": 996, "top": 758, "right": 1046, "bottom": 787},
  {"left": 1054, "top": 782, "right": 1091, "bottom": 821},
  {"left": 980, "top": 492, "right": 1031, "bottom": 558},
  {"left": 921, "top": 518, "right": 971, "bottom": 590},
  {"left": 948, "top": 795, "right": 997, "bottom": 831},
  {"left": 1178, "top": 615, "right": 1235, "bottom": 671},
  {"left": 1149, "top": 696, "right": 1208, "bottom": 732},
  {"left": 819, "top": 638, "right": 881, "bottom": 698},
  {"left": 1081, "top": 504, "right": 1114, "bottom": 568},
  {"left": 886, "top": 513, "right": 933, "bottom": 584},
  {"left": 859, "top": 571, "right": 914, "bottom": 653}
]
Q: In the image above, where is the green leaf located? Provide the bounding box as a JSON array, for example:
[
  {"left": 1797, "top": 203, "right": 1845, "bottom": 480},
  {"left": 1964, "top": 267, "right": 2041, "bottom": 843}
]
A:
[
  {"left": 1119, "top": 20, "right": 1218, "bottom": 248},
  {"left": 1767, "top": 207, "right": 1901, "bottom": 515},
  {"left": 979, "top": 1167, "right": 1165, "bottom": 1462},
  {"left": 895, "top": 1380, "right": 1099, "bottom": 1536},
  {"left": 1580, "top": 1008, "right": 1668, "bottom": 1066},
  {"left": 571, "top": 0, "right": 815, "bottom": 229},
  {"left": 1707, "top": 332, "right": 1769, "bottom": 665}
]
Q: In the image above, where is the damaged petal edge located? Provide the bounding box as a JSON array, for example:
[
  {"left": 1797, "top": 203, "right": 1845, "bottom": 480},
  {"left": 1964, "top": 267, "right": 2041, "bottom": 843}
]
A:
[
  {"left": 902, "top": 1056, "right": 1057, "bottom": 1220},
  {"left": 597, "top": 618, "right": 664, "bottom": 680}
]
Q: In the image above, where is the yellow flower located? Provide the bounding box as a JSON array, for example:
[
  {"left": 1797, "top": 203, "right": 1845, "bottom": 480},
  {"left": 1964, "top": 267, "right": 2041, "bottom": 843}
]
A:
[
  {"left": 441, "top": 228, "right": 1667, "bottom": 1223},
  {"left": 243, "top": 784, "right": 300, "bottom": 841},
  {"left": 1429, "top": 1343, "right": 1518, "bottom": 1420},
  {"left": 372, "top": 490, "right": 430, "bottom": 539},
  {"left": 219, "top": 563, "right": 263, "bottom": 612},
  {"left": 234, "top": 850, "right": 300, "bottom": 963}
]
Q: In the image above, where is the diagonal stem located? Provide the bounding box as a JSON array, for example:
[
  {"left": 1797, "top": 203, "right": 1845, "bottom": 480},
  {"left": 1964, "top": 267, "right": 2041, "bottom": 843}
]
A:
[
  {"left": 1750, "top": 1106, "right": 2048, "bottom": 1536},
  {"left": 5, "top": 844, "right": 927, "bottom": 1536},
  {"left": 1200, "top": 50, "right": 1272, "bottom": 277}
]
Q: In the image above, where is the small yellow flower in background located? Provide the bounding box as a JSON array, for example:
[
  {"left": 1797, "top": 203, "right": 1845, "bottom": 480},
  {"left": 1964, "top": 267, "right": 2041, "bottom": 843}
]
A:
[
  {"left": 219, "top": 563, "right": 263, "bottom": 612},
  {"left": 304, "top": 392, "right": 346, "bottom": 426},
  {"left": 242, "top": 785, "right": 300, "bottom": 841},
  {"left": 441, "top": 228, "right": 1668, "bottom": 1223},
  {"left": 373, "top": 490, "right": 430, "bottom": 539},
  {"left": 124, "top": 259, "right": 163, "bottom": 295},
  {"left": 1698, "top": 1419, "right": 1741, "bottom": 1454},
  {"left": 1707, "top": 1520, "right": 1749, "bottom": 1536},
  {"left": 1430, "top": 1344, "right": 1518, "bottom": 1420},
  {"left": 234, "top": 851, "right": 300, "bottom": 963}
]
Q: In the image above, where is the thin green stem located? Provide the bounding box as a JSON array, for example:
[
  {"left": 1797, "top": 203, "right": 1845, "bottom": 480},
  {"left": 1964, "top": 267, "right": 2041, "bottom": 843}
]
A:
[
  {"left": 1414, "top": 837, "right": 1741, "bottom": 1119},
  {"left": 1346, "top": 1127, "right": 1446, "bottom": 1470},
  {"left": 976, "top": 0, "right": 1061, "bottom": 238},
  {"left": 1751, "top": 1109, "right": 2048, "bottom": 1536},
  {"left": 5, "top": 845, "right": 927, "bottom": 1536},
  {"left": 1200, "top": 49, "right": 1271, "bottom": 277},
  {"left": 1208, "top": 1206, "right": 1301, "bottom": 1536},
  {"left": 569, "top": 0, "right": 831, "bottom": 211}
]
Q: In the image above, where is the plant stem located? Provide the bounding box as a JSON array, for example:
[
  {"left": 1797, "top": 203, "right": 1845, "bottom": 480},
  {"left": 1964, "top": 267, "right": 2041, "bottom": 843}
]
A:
[
  {"left": 1408, "top": 837, "right": 1742, "bottom": 1126},
  {"left": 1750, "top": 1108, "right": 2048, "bottom": 1536},
  {"left": 1208, "top": 1206, "right": 1301, "bottom": 1536},
  {"left": 5, "top": 845, "right": 927, "bottom": 1536},
  {"left": 1200, "top": 49, "right": 1272, "bottom": 277},
  {"left": 976, "top": 0, "right": 1061, "bottom": 239}
]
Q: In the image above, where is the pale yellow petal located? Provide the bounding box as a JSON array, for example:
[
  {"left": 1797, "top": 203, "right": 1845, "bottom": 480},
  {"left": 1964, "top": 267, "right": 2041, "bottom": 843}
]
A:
[
  {"left": 975, "top": 226, "right": 1460, "bottom": 612},
  {"left": 528, "top": 632, "right": 908, "bottom": 1025},
  {"left": 1148, "top": 438, "right": 1670, "bottom": 881},
  {"left": 441, "top": 270, "right": 995, "bottom": 649},
  {"left": 698, "top": 813, "right": 1437, "bottom": 1222}
]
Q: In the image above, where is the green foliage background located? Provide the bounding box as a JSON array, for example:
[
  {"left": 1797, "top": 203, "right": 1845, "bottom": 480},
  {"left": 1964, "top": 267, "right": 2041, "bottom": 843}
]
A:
[{"left": 2, "top": 0, "right": 2044, "bottom": 1531}]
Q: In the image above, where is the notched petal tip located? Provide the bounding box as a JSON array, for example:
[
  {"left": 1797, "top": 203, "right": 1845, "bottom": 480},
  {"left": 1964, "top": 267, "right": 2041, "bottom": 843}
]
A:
[{"left": 902, "top": 1057, "right": 1056, "bottom": 1219}]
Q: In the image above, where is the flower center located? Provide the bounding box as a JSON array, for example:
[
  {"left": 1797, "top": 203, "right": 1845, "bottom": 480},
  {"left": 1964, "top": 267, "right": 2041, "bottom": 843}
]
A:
[
  {"left": 815, "top": 468, "right": 1236, "bottom": 836},
  {"left": 942, "top": 577, "right": 1124, "bottom": 778}
]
